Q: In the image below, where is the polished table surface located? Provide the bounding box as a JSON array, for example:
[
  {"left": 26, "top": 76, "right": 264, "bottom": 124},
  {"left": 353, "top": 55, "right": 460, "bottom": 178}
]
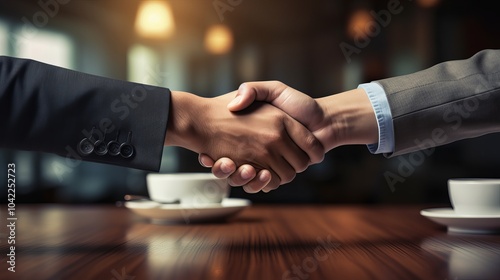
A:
[{"left": 2, "top": 203, "right": 500, "bottom": 280}]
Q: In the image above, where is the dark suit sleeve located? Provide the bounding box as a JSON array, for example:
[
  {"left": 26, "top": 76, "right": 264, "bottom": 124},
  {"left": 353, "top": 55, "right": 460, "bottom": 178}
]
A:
[
  {"left": 375, "top": 49, "right": 500, "bottom": 156},
  {"left": 0, "top": 56, "right": 171, "bottom": 171}
]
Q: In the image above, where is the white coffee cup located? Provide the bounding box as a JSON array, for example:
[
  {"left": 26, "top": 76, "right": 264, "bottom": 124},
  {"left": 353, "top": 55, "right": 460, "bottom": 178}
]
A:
[
  {"left": 448, "top": 178, "right": 500, "bottom": 215},
  {"left": 146, "top": 173, "right": 229, "bottom": 205}
]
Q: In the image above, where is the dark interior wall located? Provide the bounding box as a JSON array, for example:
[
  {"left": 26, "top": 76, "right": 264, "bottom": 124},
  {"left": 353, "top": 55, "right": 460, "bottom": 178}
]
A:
[{"left": 1, "top": 0, "right": 500, "bottom": 204}]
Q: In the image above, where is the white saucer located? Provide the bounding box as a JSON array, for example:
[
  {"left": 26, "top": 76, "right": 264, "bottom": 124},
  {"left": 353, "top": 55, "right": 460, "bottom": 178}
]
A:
[
  {"left": 420, "top": 208, "right": 500, "bottom": 234},
  {"left": 125, "top": 198, "right": 251, "bottom": 224}
]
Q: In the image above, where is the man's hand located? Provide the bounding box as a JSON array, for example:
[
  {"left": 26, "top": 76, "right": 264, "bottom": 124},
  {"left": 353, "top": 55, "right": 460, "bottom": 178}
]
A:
[
  {"left": 228, "top": 81, "right": 326, "bottom": 134},
  {"left": 200, "top": 81, "right": 378, "bottom": 192},
  {"left": 199, "top": 81, "right": 328, "bottom": 192},
  {"left": 165, "top": 90, "right": 324, "bottom": 192}
]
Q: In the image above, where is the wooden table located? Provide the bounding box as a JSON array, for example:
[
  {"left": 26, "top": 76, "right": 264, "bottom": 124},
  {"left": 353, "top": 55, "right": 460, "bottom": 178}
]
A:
[{"left": 2, "top": 203, "right": 500, "bottom": 280}]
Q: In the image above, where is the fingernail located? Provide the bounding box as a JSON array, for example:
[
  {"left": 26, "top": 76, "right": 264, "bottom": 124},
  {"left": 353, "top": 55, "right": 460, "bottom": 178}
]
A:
[
  {"left": 221, "top": 162, "right": 232, "bottom": 174},
  {"left": 228, "top": 96, "right": 242, "bottom": 108},
  {"left": 199, "top": 158, "right": 209, "bottom": 167},
  {"left": 258, "top": 171, "right": 270, "bottom": 183},
  {"left": 241, "top": 166, "right": 253, "bottom": 180}
]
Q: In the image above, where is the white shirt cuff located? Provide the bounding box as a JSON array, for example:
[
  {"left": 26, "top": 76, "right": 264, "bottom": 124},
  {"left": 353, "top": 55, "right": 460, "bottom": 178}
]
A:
[{"left": 357, "top": 82, "right": 395, "bottom": 154}]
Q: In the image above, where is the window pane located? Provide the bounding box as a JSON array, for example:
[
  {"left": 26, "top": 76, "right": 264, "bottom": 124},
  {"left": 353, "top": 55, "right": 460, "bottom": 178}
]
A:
[
  {"left": 0, "top": 21, "right": 7, "bottom": 55},
  {"left": 127, "top": 44, "right": 160, "bottom": 85},
  {"left": 14, "top": 28, "right": 74, "bottom": 69}
]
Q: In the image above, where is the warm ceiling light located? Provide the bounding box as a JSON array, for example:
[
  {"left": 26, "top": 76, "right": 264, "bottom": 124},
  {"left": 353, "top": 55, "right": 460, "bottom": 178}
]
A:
[
  {"left": 417, "top": 0, "right": 440, "bottom": 8},
  {"left": 135, "top": 1, "right": 175, "bottom": 39},
  {"left": 204, "top": 24, "right": 233, "bottom": 55},
  {"left": 347, "top": 9, "right": 372, "bottom": 39}
]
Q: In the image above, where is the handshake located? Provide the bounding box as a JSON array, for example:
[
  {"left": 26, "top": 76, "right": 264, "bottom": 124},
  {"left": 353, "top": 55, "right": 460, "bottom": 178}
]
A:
[{"left": 165, "top": 81, "right": 379, "bottom": 193}]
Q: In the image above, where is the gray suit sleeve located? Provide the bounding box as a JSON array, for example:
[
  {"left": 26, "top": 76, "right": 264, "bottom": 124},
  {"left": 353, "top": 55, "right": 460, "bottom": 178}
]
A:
[
  {"left": 0, "top": 56, "right": 171, "bottom": 171},
  {"left": 375, "top": 49, "right": 500, "bottom": 157}
]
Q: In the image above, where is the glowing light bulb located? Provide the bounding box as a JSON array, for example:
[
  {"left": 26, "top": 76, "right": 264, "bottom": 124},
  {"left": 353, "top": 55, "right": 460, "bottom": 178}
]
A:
[
  {"left": 135, "top": 1, "right": 175, "bottom": 39},
  {"left": 204, "top": 24, "right": 233, "bottom": 55}
]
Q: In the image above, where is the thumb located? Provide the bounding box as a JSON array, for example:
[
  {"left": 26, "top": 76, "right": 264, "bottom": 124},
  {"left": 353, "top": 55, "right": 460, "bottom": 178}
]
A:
[
  {"left": 227, "top": 81, "right": 288, "bottom": 111},
  {"left": 198, "top": 154, "right": 215, "bottom": 167},
  {"left": 227, "top": 83, "right": 258, "bottom": 111}
]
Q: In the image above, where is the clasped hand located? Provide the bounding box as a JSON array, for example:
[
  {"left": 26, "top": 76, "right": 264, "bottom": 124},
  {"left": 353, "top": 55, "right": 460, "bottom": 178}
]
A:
[
  {"left": 199, "top": 81, "right": 333, "bottom": 193},
  {"left": 168, "top": 81, "right": 377, "bottom": 193},
  {"left": 165, "top": 84, "right": 326, "bottom": 193}
]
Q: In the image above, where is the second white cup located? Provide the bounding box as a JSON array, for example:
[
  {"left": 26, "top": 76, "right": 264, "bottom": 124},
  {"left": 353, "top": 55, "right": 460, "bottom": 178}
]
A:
[{"left": 448, "top": 178, "right": 500, "bottom": 216}]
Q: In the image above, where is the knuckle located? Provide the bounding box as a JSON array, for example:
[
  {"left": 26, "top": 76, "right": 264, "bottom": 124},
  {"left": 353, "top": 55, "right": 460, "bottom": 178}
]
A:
[
  {"left": 259, "top": 130, "right": 281, "bottom": 149},
  {"left": 252, "top": 149, "right": 268, "bottom": 163},
  {"left": 270, "top": 80, "right": 285, "bottom": 88},
  {"left": 281, "top": 170, "right": 296, "bottom": 184},
  {"left": 271, "top": 117, "right": 284, "bottom": 130},
  {"left": 265, "top": 180, "right": 279, "bottom": 191},
  {"left": 304, "top": 135, "right": 325, "bottom": 163},
  {"left": 296, "top": 161, "right": 308, "bottom": 173},
  {"left": 267, "top": 132, "right": 282, "bottom": 145}
]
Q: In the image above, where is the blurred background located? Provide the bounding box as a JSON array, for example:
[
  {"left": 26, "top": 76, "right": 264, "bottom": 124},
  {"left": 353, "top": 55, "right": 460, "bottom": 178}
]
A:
[{"left": 1, "top": 0, "right": 500, "bottom": 205}]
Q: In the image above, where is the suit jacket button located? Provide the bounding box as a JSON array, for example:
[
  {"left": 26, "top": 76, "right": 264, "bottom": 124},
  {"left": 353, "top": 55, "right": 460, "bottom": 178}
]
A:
[
  {"left": 94, "top": 129, "right": 108, "bottom": 156},
  {"left": 78, "top": 138, "right": 94, "bottom": 155},
  {"left": 120, "top": 144, "right": 134, "bottom": 158},
  {"left": 107, "top": 141, "right": 121, "bottom": 156},
  {"left": 94, "top": 141, "right": 108, "bottom": 156}
]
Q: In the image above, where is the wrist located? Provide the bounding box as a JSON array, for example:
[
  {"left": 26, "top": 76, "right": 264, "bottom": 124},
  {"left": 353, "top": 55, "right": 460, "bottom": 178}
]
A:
[
  {"left": 165, "top": 91, "right": 205, "bottom": 151},
  {"left": 316, "top": 88, "right": 378, "bottom": 151}
]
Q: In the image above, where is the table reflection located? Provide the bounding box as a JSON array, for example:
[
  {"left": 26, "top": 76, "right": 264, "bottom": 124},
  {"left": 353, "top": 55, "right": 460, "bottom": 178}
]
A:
[
  {"left": 6, "top": 204, "right": 500, "bottom": 280},
  {"left": 126, "top": 223, "right": 229, "bottom": 279},
  {"left": 421, "top": 235, "right": 500, "bottom": 279}
]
